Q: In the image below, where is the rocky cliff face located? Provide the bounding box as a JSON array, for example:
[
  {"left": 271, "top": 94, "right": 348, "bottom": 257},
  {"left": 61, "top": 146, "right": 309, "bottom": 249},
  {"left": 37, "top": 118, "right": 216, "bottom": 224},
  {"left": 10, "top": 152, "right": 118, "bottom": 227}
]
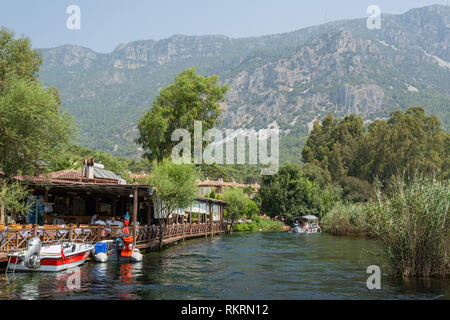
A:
[{"left": 38, "top": 5, "right": 450, "bottom": 158}]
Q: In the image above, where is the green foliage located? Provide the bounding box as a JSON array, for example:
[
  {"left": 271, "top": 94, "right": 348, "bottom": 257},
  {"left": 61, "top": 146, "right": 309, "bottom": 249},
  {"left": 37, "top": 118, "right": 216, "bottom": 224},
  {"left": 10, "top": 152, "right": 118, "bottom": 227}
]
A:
[
  {"left": 339, "top": 176, "right": 375, "bottom": 203},
  {"left": 0, "top": 29, "right": 73, "bottom": 178},
  {"left": 233, "top": 218, "right": 284, "bottom": 232},
  {"left": 303, "top": 107, "right": 449, "bottom": 198},
  {"left": 0, "top": 27, "right": 42, "bottom": 89},
  {"left": 302, "top": 113, "right": 365, "bottom": 182},
  {"left": 222, "top": 187, "right": 248, "bottom": 231},
  {"left": 199, "top": 163, "right": 261, "bottom": 184},
  {"left": 137, "top": 67, "right": 228, "bottom": 162},
  {"left": 243, "top": 200, "right": 260, "bottom": 221},
  {"left": 207, "top": 189, "right": 217, "bottom": 200},
  {"left": 233, "top": 222, "right": 259, "bottom": 232},
  {"left": 259, "top": 164, "right": 339, "bottom": 222},
  {"left": 366, "top": 175, "right": 449, "bottom": 278},
  {"left": 0, "top": 179, "right": 30, "bottom": 223},
  {"left": 357, "top": 107, "right": 449, "bottom": 182},
  {"left": 321, "top": 202, "right": 370, "bottom": 236},
  {"left": 150, "top": 158, "right": 199, "bottom": 220}
]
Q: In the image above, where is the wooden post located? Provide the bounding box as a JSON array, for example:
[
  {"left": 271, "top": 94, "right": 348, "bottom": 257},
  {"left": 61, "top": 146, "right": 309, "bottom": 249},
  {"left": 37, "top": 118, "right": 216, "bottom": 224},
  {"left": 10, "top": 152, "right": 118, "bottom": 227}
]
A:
[
  {"left": 147, "top": 200, "right": 152, "bottom": 226},
  {"left": 210, "top": 201, "right": 214, "bottom": 237},
  {"left": 69, "top": 225, "right": 74, "bottom": 242},
  {"left": 132, "top": 188, "right": 138, "bottom": 247},
  {"left": 32, "top": 224, "right": 38, "bottom": 238},
  {"left": 73, "top": 196, "right": 77, "bottom": 217},
  {"left": 220, "top": 205, "right": 224, "bottom": 232}
]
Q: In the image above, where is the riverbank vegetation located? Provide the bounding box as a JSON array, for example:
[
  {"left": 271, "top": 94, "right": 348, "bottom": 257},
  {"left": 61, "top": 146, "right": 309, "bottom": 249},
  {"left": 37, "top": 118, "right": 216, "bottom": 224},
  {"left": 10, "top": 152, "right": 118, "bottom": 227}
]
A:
[
  {"left": 367, "top": 175, "right": 449, "bottom": 278},
  {"left": 233, "top": 217, "right": 285, "bottom": 232},
  {"left": 320, "top": 202, "right": 370, "bottom": 236},
  {"left": 299, "top": 108, "right": 449, "bottom": 278}
]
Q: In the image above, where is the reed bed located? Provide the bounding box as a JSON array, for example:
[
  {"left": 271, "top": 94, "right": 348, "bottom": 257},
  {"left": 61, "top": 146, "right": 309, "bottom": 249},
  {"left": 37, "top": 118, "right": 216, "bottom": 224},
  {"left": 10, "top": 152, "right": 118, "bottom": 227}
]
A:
[
  {"left": 366, "top": 175, "right": 449, "bottom": 278},
  {"left": 321, "top": 202, "right": 370, "bottom": 236}
]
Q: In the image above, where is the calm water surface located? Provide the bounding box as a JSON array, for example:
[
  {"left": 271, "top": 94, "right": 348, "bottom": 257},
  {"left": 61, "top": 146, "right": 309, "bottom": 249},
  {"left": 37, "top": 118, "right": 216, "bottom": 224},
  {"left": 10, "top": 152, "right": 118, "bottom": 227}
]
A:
[{"left": 1, "top": 232, "right": 448, "bottom": 300}]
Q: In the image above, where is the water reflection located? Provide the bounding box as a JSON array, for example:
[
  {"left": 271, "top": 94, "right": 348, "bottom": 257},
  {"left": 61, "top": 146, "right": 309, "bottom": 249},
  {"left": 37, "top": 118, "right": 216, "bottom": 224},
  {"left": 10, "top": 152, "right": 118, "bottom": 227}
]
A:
[{"left": 1, "top": 233, "right": 449, "bottom": 300}]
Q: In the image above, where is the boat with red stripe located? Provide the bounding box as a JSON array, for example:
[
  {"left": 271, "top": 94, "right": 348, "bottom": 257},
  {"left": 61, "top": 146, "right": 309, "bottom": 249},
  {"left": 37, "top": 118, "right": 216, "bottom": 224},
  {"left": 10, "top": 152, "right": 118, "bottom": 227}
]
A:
[{"left": 7, "top": 238, "right": 94, "bottom": 273}]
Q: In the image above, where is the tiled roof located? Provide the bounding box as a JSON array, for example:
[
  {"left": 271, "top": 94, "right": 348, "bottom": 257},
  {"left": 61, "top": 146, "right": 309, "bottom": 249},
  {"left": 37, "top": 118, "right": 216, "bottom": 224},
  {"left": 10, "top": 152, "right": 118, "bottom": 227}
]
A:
[
  {"left": 50, "top": 170, "right": 82, "bottom": 180},
  {"left": 197, "top": 180, "right": 260, "bottom": 191}
]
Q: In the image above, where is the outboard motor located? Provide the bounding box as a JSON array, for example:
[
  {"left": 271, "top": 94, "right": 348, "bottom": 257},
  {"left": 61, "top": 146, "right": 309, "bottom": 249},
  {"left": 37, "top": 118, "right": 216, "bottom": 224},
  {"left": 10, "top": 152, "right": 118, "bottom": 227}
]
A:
[{"left": 23, "top": 237, "right": 41, "bottom": 269}]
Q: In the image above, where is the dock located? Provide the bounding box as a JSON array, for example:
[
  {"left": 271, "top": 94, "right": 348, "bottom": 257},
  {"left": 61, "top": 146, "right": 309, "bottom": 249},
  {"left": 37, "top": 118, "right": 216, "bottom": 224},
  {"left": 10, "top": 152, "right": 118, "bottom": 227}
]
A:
[{"left": 0, "top": 223, "right": 225, "bottom": 262}]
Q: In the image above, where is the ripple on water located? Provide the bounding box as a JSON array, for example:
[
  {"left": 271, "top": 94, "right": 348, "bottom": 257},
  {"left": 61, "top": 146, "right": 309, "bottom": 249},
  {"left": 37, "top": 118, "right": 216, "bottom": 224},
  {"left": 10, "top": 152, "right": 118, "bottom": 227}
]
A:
[{"left": 1, "top": 233, "right": 449, "bottom": 300}]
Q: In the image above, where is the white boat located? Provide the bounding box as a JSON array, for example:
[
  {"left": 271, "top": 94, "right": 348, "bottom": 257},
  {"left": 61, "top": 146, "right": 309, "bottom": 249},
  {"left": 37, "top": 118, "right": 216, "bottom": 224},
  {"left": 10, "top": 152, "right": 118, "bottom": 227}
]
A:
[
  {"left": 292, "top": 215, "right": 321, "bottom": 234},
  {"left": 93, "top": 236, "right": 143, "bottom": 263},
  {"left": 7, "top": 237, "right": 93, "bottom": 273}
]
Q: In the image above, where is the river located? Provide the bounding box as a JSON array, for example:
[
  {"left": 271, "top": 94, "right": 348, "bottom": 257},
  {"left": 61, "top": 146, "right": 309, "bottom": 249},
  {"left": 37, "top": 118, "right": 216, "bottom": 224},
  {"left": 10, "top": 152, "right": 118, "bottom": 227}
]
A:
[{"left": 0, "top": 232, "right": 448, "bottom": 300}]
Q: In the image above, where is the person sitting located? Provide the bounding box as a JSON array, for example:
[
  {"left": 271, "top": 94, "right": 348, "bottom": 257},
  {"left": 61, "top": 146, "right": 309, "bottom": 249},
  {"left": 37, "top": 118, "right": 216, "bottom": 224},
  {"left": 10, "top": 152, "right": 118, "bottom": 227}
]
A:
[
  {"left": 105, "top": 216, "right": 113, "bottom": 225},
  {"left": 90, "top": 214, "right": 98, "bottom": 225},
  {"left": 114, "top": 219, "right": 124, "bottom": 228},
  {"left": 95, "top": 219, "right": 106, "bottom": 226},
  {"left": 107, "top": 217, "right": 116, "bottom": 226}
]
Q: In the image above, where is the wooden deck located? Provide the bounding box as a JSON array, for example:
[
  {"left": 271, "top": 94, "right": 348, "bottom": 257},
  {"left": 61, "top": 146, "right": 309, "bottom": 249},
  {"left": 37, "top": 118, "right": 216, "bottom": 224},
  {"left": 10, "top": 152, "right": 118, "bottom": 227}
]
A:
[{"left": 0, "top": 223, "right": 225, "bottom": 260}]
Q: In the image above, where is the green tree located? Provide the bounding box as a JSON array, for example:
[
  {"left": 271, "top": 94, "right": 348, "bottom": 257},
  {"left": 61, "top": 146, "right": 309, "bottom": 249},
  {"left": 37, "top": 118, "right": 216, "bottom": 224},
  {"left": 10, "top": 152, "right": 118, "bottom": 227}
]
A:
[
  {"left": 222, "top": 187, "right": 248, "bottom": 233},
  {"left": 0, "top": 179, "right": 30, "bottom": 224},
  {"left": 150, "top": 158, "right": 198, "bottom": 249},
  {"left": 243, "top": 200, "right": 260, "bottom": 221},
  {"left": 260, "top": 164, "right": 337, "bottom": 222},
  {"left": 137, "top": 67, "right": 228, "bottom": 162},
  {"left": 0, "top": 74, "right": 73, "bottom": 177},
  {"left": 359, "top": 107, "right": 448, "bottom": 182},
  {"left": 0, "top": 28, "right": 73, "bottom": 223},
  {"left": 0, "top": 27, "right": 42, "bottom": 90}
]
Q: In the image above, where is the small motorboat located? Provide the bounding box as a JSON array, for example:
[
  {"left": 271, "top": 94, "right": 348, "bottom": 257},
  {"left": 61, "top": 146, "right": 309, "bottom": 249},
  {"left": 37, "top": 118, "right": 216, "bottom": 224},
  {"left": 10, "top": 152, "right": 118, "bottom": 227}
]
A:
[
  {"left": 292, "top": 215, "right": 321, "bottom": 234},
  {"left": 93, "top": 212, "right": 142, "bottom": 263},
  {"left": 93, "top": 236, "right": 143, "bottom": 263},
  {"left": 7, "top": 237, "right": 93, "bottom": 273}
]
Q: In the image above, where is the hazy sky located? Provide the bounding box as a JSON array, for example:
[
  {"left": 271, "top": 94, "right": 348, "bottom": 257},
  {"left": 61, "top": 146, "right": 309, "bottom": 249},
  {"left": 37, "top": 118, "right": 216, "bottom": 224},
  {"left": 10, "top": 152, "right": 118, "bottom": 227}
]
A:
[{"left": 0, "top": 0, "right": 447, "bottom": 52}]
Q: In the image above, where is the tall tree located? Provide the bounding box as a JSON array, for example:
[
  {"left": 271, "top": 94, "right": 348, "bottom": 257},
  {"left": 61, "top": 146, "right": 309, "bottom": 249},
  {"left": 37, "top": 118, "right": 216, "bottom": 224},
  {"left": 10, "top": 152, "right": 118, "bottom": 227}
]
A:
[
  {"left": 137, "top": 67, "right": 228, "bottom": 162},
  {"left": 302, "top": 107, "right": 449, "bottom": 185},
  {"left": 359, "top": 107, "right": 448, "bottom": 182},
  {"left": 0, "top": 27, "right": 42, "bottom": 90},
  {"left": 0, "top": 28, "right": 73, "bottom": 223},
  {"left": 150, "top": 158, "right": 198, "bottom": 249}
]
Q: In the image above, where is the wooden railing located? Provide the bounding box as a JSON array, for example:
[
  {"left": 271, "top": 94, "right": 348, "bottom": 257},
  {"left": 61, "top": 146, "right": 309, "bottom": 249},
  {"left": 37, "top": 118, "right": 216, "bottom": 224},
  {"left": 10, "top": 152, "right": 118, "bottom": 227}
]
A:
[{"left": 0, "top": 223, "right": 225, "bottom": 254}]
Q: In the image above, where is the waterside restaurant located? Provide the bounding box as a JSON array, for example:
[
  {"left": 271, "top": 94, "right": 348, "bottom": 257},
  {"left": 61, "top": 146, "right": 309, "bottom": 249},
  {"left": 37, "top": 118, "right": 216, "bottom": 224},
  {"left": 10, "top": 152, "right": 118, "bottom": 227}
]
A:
[{"left": 0, "top": 160, "right": 226, "bottom": 262}]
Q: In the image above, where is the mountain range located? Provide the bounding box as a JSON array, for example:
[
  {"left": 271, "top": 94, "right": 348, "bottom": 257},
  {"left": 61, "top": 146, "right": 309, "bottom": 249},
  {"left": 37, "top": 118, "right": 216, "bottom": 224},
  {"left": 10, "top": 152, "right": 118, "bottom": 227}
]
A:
[{"left": 38, "top": 4, "right": 450, "bottom": 162}]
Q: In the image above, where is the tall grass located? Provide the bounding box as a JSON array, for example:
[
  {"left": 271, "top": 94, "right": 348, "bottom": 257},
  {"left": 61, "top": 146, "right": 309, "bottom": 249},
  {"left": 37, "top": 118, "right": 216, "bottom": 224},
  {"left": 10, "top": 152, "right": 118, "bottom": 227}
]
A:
[
  {"left": 366, "top": 175, "right": 449, "bottom": 278},
  {"left": 321, "top": 202, "right": 370, "bottom": 236}
]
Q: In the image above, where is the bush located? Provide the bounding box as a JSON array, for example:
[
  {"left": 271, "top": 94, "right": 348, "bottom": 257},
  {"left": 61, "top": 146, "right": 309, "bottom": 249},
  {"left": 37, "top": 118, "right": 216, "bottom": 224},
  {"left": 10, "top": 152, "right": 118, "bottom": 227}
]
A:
[
  {"left": 321, "top": 202, "right": 369, "bottom": 236},
  {"left": 366, "top": 175, "right": 449, "bottom": 278}
]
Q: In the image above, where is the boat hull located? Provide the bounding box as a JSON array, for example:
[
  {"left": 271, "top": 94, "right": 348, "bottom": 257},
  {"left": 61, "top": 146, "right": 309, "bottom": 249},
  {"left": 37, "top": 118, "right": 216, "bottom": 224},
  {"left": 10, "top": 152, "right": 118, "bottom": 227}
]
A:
[
  {"left": 292, "top": 226, "right": 320, "bottom": 234},
  {"left": 8, "top": 245, "right": 92, "bottom": 273}
]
